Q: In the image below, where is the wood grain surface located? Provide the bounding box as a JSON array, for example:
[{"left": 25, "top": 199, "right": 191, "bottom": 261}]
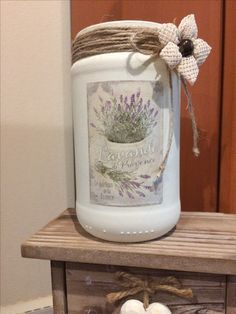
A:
[
  {"left": 226, "top": 276, "right": 236, "bottom": 314},
  {"left": 21, "top": 209, "right": 236, "bottom": 275},
  {"left": 66, "top": 263, "right": 226, "bottom": 314},
  {"left": 71, "top": 0, "right": 223, "bottom": 213},
  {"left": 219, "top": 0, "right": 236, "bottom": 214},
  {"left": 51, "top": 261, "right": 68, "bottom": 314}
]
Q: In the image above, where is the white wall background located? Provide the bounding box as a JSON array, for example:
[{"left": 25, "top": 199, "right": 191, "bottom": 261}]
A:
[{"left": 0, "top": 0, "right": 74, "bottom": 308}]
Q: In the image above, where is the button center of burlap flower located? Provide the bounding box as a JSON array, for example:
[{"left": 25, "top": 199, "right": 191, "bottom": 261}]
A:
[{"left": 178, "top": 39, "right": 194, "bottom": 57}]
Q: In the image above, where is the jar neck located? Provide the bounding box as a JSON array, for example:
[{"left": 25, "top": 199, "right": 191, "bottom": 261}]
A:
[{"left": 72, "top": 25, "right": 161, "bottom": 64}]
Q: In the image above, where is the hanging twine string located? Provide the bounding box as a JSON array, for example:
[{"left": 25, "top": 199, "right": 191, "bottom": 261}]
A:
[
  {"left": 180, "top": 76, "right": 200, "bottom": 157},
  {"left": 72, "top": 26, "right": 200, "bottom": 177},
  {"left": 106, "top": 272, "right": 193, "bottom": 309}
]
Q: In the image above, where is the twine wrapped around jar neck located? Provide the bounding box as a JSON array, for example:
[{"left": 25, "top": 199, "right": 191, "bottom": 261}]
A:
[
  {"left": 72, "top": 27, "right": 162, "bottom": 64},
  {"left": 72, "top": 25, "right": 200, "bottom": 177}
]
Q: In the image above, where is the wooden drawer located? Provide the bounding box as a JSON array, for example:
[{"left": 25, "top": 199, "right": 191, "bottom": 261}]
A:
[
  {"left": 22, "top": 209, "right": 236, "bottom": 314},
  {"left": 66, "top": 263, "right": 226, "bottom": 314}
]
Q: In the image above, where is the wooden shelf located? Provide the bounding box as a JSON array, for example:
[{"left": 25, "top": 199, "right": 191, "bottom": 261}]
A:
[{"left": 21, "top": 208, "right": 236, "bottom": 275}]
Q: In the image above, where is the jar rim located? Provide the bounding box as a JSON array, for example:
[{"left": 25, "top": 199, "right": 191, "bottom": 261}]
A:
[{"left": 75, "top": 20, "right": 161, "bottom": 38}]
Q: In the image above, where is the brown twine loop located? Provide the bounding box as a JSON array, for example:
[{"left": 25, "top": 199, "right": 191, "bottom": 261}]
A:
[
  {"left": 154, "top": 73, "right": 200, "bottom": 181},
  {"left": 106, "top": 272, "right": 193, "bottom": 309},
  {"left": 129, "top": 28, "right": 161, "bottom": 56}
]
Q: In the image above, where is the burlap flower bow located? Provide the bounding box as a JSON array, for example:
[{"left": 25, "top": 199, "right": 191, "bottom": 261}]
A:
[{"left": 158, "top": 14, "right": 211, "bottom": 85}]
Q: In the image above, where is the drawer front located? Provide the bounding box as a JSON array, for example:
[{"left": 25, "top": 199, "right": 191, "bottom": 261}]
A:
[{"left": 66, "top": 263, "right": 226, "bottom": 314}]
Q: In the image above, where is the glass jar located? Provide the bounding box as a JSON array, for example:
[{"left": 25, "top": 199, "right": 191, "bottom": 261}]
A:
[{"left": 72, "top": 21, "right": 180, "bottom": 242}]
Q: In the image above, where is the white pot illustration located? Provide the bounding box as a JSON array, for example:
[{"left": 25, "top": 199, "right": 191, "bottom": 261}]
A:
[{"left": 105, "top": 135, "right": 155, "bottom": 171}]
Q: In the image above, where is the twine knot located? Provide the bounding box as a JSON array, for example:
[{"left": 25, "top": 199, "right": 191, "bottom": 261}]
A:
[
  {"left": 142, "top": 279, "right": 153, "bottom": 293},
  {"left": 106, "top": 272, "right": 193, "bottom": 309}
]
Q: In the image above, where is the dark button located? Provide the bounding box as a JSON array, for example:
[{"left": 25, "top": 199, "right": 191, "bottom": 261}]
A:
[{"left": 178, "top": 39, "right": 194, "bottom": 57}]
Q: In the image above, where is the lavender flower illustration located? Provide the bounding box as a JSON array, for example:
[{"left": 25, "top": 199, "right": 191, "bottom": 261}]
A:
[
  {"left": 90, "top": 89, "right": 158, "bottom": 143},
  {"left": 95, "top": 161, "right": 154, "bottom": 199}
]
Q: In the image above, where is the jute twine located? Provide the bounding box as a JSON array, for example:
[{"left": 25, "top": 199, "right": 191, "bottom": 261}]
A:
[
  {"left": 106, "top": 272, "right": 193, "bottom": 309},
  {"left": 72, "top": 27, "right": 161, "bottom": 63},
  {"left": 180, "top": 75, "right": 200, "bottom": 156},
  {"left": 72, "top": 26, "right": 200, "bottom": 178}
]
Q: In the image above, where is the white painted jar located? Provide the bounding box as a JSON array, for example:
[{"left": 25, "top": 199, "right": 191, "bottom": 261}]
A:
[{"left": 72, "top": 21, "right": 180, "bottom": 242}]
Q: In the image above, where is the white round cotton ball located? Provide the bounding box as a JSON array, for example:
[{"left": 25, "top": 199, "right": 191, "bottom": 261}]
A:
[
  {"left": 147, "top": 303, "right": 172, "bottom": 314},
  {"left": 120, "top": 299, "right": 146, "bottom": 314}
]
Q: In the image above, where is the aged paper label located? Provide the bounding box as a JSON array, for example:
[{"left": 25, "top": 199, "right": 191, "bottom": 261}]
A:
[{"left": 87, "top": 80, "right": 163, "bottom": 206}]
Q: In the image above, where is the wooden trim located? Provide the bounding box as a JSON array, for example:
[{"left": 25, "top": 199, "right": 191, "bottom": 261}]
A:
[
  {"left": 219, "top": 0, "right": 236, "bottom": 213},
  {"left": 51, "top": 261, "right": 68, "bottom": 314},
  {"left": 226, "top": 276, "right": 236, "bottom": 314}
]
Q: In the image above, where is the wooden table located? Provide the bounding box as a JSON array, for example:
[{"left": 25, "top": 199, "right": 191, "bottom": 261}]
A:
[{"left": 22, "top": 209, "right": 236, "bottom": 314}]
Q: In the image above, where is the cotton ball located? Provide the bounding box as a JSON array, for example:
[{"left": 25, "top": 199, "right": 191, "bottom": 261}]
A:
[
  {"left": 147, "top": 303, "right": 172, "bottom": 314},
  {"left": 120, "top": 299, "right": 146, "bottom": 314}
]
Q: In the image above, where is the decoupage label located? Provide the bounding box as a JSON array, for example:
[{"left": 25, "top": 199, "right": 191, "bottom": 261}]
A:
[{"left": 87, "top": 80, "right": 164, "bottom": 206}]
